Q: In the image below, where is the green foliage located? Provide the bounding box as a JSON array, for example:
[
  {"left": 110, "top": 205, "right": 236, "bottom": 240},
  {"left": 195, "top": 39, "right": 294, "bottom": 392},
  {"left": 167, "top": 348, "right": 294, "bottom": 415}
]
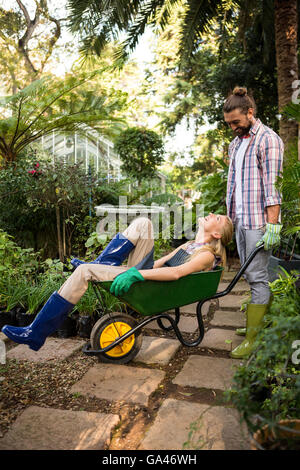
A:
[
  {"left": 24, "top": 282, "right": 53, "bottom": 316},
  {"left": 0, "top": 146, "right": 145, "bottom": 261},
  {"left": 225, "top": 269, "right": 300, "bottom": 434},
  {"left": 26, "top": 159, "right": 89, "bottom": 212},
  {"left": 38, "top": 258, "right": 69, "bottom": 290},
  {"left": 67, "top": 0, "right": 237, "bottom": 68},
  {"left": 0, "top": 154, "right": 54, "bottom": 248},
  {"left": 276, "top": 144, "right": 300, "bottom": 237},
  {"left": 96, "top": 288, "right": 125, "bottom": 314},
  {"left": 0, "top": 227, "right": 123, "bottom": 318},
  {"left": 0, "top": 1, "right": 68, "bottom": 93},
  {"left": 269, "top": 267, "right": 300, "bottom": 298},
  {"left": 1, "top": 277, "right": 30, "bottom": 312},
  {"left": 75, "top": 284, "right": 99, "bottom": 316},
  {"left": 145, "top": 1, "right": 279, "bottom": 137},
  {"left": 81, "top": 231, "right": 110, "bottom": 262},
  {"left": 153, "top": 237, "right": 173, "bottom": 260},
  {"left": 0, "top": 153, "right": 132, "bottom": 260},
  {"left": 0, "top": 228, "right": 69, "bottom": 313},
  {"left": 0, "top": 229, "right": 41, "bottom": 282},
  {"left": 142, "top": 192, "right": 183, "bottom": 206},
  {"left": 0, "top": 71, "right": 126, "bottom": 165},
  {"left": 285, "top": 102, "right": 300, "bottom": 123},
  {"left": 273, "top": 139, "right": 300, "bottom": 257},
  {"left": 194, "top": 158, "right": 228, "bottom": 215},
  {"left": 75, "top": 282, "right": 126, "bottom": 317},
  {"left": 114, "top": 127, "right": 165, "bottom": 183}
]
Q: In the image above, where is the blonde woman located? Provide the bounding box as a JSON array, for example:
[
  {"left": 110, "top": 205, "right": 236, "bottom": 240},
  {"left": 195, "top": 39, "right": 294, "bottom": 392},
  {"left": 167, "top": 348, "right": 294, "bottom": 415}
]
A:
[{"left": 2, "top": 214, "right": 233, "bottom": 351}]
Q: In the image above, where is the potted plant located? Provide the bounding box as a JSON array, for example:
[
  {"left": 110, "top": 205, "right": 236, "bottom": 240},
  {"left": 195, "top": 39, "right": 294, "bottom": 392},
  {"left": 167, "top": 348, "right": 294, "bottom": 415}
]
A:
[
  {"left": 225, "top": 269, "right": 300, "bottom": 450},
  {"left": 268, "top": 138, "right": 300, "bottom": 281},
  {"left": 75, "top": 284, "right": 101, "bottom": 338},
  {"left": 75, "top": 283, "right": 126, "bottom": 338},
  {"left": 0, "top": 277, "right": 30, "bottom": 328},
  {"left": 17, "top": 280, "right": 53, "bottom": 326},
  {"left": 33, "top": 259, "right": 77, "bottom": 338},
  {"left": 56, "top": 311, "right": 78, "bottom": 338}
]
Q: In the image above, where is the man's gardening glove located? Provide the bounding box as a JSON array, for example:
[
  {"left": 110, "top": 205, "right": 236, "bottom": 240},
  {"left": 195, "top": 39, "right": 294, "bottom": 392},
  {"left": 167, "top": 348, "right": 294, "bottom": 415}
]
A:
[
  {"left": 256, "top": 223, "right": 282, "bottom": 251},
  {"left": 110, "top": 267, "right": 145, "bottom": 296}
]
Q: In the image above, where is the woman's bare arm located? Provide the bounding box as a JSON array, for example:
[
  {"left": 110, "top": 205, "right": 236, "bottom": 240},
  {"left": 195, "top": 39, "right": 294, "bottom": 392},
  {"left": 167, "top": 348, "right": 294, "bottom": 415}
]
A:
[{"left": 139, "top": 250, "right": 215, "bottom": 281}]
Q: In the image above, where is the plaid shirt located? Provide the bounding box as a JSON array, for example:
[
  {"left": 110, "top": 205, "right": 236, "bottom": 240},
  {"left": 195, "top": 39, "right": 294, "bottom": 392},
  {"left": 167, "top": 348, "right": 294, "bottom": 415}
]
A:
[{"left": 226, "top": 119, "right": 283, "bottom": 229}]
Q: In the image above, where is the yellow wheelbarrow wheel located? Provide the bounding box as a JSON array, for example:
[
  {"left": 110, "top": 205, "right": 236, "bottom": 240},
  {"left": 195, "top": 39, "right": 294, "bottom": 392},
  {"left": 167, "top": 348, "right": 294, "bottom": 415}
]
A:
[{"left": 90, "top": 313, "right": 143, "bottom": 364}]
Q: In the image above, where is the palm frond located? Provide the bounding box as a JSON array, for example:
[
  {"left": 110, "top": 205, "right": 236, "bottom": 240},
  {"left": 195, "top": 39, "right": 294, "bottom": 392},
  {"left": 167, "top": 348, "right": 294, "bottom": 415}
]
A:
[
  {"left": 284, "top": 102, "right": 300, "bottom": 123},
  {"left": 177, "top": 0, "right": 239, "bottom": 61},
  {"left": 0, "top": 70, "right": 127, "bottom": 163}
]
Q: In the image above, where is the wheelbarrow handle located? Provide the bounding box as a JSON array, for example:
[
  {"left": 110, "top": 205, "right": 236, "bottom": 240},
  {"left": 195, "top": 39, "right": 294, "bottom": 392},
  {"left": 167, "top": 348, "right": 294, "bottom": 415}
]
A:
[{"left": 213, "top": 242, "right": 265, "bottom": 299}]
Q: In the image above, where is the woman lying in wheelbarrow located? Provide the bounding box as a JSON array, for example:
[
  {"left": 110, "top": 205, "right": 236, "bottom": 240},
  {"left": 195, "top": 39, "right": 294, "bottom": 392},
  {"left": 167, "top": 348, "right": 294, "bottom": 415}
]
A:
[{"left": 1, "top": 214, "right": 233, "bottom": 352}]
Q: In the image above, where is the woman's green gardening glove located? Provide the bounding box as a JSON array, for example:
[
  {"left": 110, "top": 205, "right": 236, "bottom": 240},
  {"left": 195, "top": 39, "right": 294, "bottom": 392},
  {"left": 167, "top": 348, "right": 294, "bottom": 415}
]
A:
[
  {"left": 110, "top": 267, "right": 145, "bottom": 296},
  {"left": 256, "top": 223, "right": 282, "bottom": 251}
]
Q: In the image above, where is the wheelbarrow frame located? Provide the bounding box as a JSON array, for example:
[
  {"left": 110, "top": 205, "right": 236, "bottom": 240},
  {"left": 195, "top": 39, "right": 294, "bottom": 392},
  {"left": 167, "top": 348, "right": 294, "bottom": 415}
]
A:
[{"left": 82, "top": 244, "right": 264, "bottom": 357}]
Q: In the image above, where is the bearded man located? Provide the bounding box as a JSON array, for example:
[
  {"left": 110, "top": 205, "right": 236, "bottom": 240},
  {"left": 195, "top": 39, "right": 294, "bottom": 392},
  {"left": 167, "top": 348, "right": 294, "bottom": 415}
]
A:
[{"left": 223, "top": 87, "right": 283, "bottom": 359}]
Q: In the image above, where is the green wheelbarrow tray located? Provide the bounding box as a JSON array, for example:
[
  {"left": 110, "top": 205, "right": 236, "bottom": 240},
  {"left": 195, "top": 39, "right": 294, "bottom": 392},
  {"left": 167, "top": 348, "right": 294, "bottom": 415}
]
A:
[
  {"left": 100, "top": 266, "right": 223, "bottom": 317},
  {"left": 82, "top": 244, "right": 264, "bottom": 357}
]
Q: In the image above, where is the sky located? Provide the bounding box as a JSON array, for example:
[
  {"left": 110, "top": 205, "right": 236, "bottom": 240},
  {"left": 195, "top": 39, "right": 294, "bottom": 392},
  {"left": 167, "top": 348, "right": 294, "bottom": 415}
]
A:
[{"left": 131, "top": 29, "right": 198, "bottom": 158}]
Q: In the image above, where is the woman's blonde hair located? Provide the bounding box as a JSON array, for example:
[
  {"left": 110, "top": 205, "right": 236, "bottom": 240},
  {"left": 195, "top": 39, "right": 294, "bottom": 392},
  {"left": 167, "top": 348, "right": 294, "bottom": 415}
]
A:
[{"left": 212, "top": 215, "right": 234, "bottom": 267}]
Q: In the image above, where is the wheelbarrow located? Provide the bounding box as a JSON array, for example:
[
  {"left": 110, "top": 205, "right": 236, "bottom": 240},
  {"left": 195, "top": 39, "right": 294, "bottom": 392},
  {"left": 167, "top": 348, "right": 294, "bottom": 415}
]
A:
[{"left": 82, "top": 244, "right": 264, "bottom": 364}]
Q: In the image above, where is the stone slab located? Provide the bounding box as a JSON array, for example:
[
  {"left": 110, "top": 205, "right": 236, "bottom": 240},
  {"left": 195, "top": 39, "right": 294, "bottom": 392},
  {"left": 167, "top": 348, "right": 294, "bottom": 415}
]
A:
[
  {"left": 218, "top": 295, "right": 249, "bottom": 310},
  {"left": 200, "top": 328, "right": 242, "bottom": 352},
  {"left": 70, "top": 364, "right": 165, "bottom": 406},
  {"left": 172, "top": 355, "right": 237, "bottom": 391},
  {"left": 6, "top": 337, "right": 86, "bottom": 363},
  {"left": 0, "top": 406, "right": 120, "bottom": 450},
  {"left": 218, "top": 282, "right": 249, "bottom": 293},
  {"left": 134, "top": 336, "right": 180, "bottom": 365},
  {"left": 140, "top": 399, "right": 250, "bottom": 450},
  {"left": 221, "top": 271, "right": 239, "bottom": 281},
  {"left": 145, "top": 315, "right": 199, "bottom": 334},
  {"left": 210, "top": 310, "right": 246, "bottom": 328},
  {"left": 176, "top": 302, "right": 210, "bottom": 316}
]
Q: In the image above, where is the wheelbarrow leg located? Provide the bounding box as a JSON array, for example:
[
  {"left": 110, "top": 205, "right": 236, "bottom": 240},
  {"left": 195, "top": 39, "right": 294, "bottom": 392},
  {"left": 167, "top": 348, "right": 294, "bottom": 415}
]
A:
[{"left": 157, "top": 307, "right": 180, "bottom": 332}]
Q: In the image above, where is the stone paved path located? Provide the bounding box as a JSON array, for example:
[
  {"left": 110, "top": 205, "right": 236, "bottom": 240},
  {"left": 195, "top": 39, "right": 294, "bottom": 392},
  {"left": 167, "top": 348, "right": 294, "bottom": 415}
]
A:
[{"left": 0, "top": 268, "right": 252, "bottom": 451}]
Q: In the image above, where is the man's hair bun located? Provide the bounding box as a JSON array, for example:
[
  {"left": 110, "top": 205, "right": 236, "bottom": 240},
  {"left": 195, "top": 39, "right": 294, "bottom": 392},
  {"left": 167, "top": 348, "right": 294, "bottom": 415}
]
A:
[
  {"left": 223, "top": 86, "right": 256, "bottom": 115},
  {"left": 233, "top": 86, "right": 247, "bottom": 97}
]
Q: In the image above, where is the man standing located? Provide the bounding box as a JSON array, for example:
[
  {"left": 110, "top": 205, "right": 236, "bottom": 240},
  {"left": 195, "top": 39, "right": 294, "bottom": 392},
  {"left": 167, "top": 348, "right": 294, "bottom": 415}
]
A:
[{"left": 224, "top": 87, "right": 283, "bottom": 359}]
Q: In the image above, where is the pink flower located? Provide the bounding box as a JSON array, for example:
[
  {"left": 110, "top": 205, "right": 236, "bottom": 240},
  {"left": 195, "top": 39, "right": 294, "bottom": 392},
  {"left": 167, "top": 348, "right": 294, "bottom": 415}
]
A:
[{"left": 27, "top": 163, "right": 42, "bottom": 176}]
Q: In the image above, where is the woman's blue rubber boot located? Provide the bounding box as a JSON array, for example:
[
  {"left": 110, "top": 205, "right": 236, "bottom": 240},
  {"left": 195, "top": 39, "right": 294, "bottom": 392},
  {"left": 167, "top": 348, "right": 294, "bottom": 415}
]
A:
[
  {"left": 1, "top": 292, "right": 75, "bottom": 351},
  {"left": 71, "top": 233, "right": 135, "bottom": 268}
]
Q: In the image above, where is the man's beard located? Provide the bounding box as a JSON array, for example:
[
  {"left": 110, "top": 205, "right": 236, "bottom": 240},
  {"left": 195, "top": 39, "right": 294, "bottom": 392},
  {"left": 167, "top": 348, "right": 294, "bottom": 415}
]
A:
[{"left": 233, "top": 122, "right": 252, "bottom": 137}]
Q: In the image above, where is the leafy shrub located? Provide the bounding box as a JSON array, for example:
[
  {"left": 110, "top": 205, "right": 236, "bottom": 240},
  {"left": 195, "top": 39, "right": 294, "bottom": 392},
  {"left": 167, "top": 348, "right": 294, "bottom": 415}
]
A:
[
  {"left": 225, "top": 269, "right": 300, "bottom": 433},
  {"left": 114, "top": 127, "right": 165, "bottom": 184},
  {"left": 194, "top": 158, "right": 228, "bottom": 215}
]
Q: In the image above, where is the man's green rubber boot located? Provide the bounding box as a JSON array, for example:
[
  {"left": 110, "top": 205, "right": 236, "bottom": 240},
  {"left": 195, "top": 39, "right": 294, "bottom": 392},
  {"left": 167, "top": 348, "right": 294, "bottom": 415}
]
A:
[{"left": 230, "top": 304, "right": 268, "bottom": 359}]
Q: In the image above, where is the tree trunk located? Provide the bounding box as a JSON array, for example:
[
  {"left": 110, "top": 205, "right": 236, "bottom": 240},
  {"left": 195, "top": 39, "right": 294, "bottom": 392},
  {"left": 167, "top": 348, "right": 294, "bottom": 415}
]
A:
[
  {"left": 274, "top": 0, "right": 299, "bottom": 154},
  {"left": 0, "top": 149, "right": 17, "bottom": 166}
]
